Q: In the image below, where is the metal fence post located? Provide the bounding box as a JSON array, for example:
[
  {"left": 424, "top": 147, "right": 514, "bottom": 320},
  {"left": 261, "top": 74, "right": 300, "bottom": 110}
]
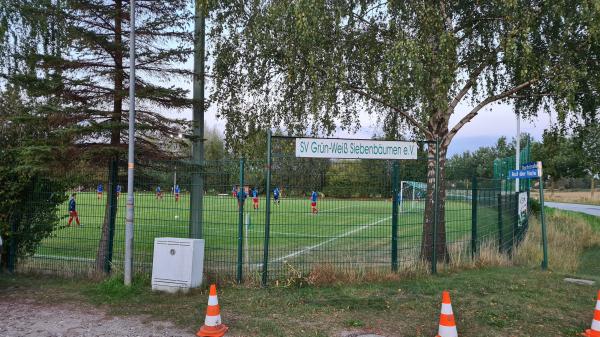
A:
[
  {"left": 105, "top": 159, "right": 118, "bottom": 273},
  {"left": 526, "top": 188, "right": 531, "bottom": 232},
  {"left": 262, "top": 131, "right": 273, "bottom": 287},
  {"left": 236, "top": 158, "right": 245, "bottom": 283},
  {"left": 539, "top": 175, "right": 548, "bottom": 270},
  {"left": 7, "top": 214, "right": 17, "bottom": 273},
  {"left": 432, "top": 139, "right": 440, "bottom": 274},
  {"left": 497, "top": 193, "right": 504, "bottom": 253},
  {"left": 471, "top": 176, "right": 478, "bottom": 258},
  {"left": 511, "top": 192, "right": 518, "bottom": 255},
  {"left": 391, "top": 161, "right": 399, "bottom": 272}
]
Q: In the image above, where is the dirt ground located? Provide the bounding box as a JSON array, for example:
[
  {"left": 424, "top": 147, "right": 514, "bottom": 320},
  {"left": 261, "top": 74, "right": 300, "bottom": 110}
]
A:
[
  {"left": 0, "top": 296, "right": 385, "bottom": 337},
  {"left": 0, "top": 296, "right": 192, "bottom": 337}
]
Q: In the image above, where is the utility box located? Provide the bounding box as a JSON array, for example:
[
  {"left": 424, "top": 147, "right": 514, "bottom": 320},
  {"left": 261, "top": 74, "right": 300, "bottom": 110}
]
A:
[{"left": 152, "top": 238, "right": 204, "bottom": 293}]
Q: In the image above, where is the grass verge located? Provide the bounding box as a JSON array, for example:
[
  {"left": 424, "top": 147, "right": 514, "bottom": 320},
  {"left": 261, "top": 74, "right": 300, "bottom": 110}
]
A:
[
  {"left": 514, "top": 209, "right": 600, "bottom": 272},
  {"left": 1, "top": 265, "right": 599, "bottom": 337},
  {"left": 2, "top": 208, "right": 599, "bottom": 337}
]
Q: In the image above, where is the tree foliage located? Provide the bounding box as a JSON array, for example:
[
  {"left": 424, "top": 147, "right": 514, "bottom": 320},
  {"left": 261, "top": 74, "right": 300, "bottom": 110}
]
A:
[
  {"left": 446, "top": 137, "right": 517, "bottom": 181},
  {"left": 208, "top": 0, "right": 600, "bottom": 261},
  {"left": 538, "top": 127, "right": 586, "bottom": 190},
  {"left": 0, "top": 86, "right": 67, "bottom": 269},
  {"left": 1, "top": 0, "right": 194, "bottom": 272}
]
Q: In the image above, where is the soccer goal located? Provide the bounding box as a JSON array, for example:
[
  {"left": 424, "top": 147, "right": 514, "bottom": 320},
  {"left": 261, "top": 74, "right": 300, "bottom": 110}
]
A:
[{"left": 399, "top": 181, "right": 427, "bottom": 212}]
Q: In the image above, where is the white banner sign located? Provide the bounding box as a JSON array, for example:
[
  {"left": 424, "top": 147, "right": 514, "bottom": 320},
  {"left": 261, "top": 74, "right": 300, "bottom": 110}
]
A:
[
  {"left": 518, "top": 192, "right": 528, "bottom": 227},
  {"left": 295, "top": 138, "right": 418, "bottom": 160}
]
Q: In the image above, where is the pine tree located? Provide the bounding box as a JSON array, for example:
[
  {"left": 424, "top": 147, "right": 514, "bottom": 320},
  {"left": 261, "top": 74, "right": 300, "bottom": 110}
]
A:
[{"left": 3, "top": 0, "right": 193, "bottom": 273}]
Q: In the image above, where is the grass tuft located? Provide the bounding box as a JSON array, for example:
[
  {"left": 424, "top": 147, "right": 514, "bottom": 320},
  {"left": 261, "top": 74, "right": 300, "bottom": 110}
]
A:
[
  {"left": 84, "top": 273, "right": 150, "bottom": 304},
  {"left": 514, "top": 210, "right": 600, "bottom": 272}
]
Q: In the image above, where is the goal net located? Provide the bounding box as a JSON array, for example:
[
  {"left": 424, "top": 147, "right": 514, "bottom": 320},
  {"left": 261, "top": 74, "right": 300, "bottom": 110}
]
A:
[{"left": 399, "top": 181, "right": 427, "bottom": 212}]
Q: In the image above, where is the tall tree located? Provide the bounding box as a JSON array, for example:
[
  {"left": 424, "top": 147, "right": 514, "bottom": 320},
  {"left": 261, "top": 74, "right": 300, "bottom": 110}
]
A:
[
  {"left": 539, "top": 127, "right": 585, "bottom": 194},
  {"left": 209, "top": 1, "right": 600, "bottom": 261},
  {"left": 4, "top": 0, "right": 193, "bottom": 273},
  {"left": 574, "top": 122, "right": 600, "bottom": 197}
]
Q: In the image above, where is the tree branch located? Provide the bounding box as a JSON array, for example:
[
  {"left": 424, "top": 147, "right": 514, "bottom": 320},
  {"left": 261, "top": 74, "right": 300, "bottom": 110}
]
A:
[
  {"left": 439, "top": 0, "right": 453, "bottom": 32},
  {"left": 346, "top": 85, "right": 432, "bottom": 138},
  {"left": 444, "top": 79, "right": 536, "bottom": 146},
  {"left": 447, "top": 48, "right": 502, "bottom": 115},
  {"left": 446, "top": 70, "right": 479, "bottom": 115}
]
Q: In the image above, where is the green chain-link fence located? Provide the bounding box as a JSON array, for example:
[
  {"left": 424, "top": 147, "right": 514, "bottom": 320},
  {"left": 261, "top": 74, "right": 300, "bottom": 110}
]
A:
[
  {"left": 4, "top": 153, "right": 529, "bottom": 284},
  {"left": 493, "top": 142, "right": 532, "bottom": 193}
]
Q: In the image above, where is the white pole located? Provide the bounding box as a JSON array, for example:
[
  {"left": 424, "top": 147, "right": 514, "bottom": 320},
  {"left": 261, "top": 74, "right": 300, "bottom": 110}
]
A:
[
  {"left": 124, "top": 0, "right": 136, "bottom": 286},
  {"left": 399, "top": 181, "right": 404, "bottom": 212},
  {"left": 516, "top": 110, "right": 521, "bottom": 192},
  {"left": 412, "top": 183, "right": 416, "bottom": 210}
]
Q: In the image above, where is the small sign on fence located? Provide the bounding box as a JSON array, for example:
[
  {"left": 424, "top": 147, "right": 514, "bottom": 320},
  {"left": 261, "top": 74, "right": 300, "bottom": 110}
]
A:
[
  {"left": 295, "top": 138, "right": 418, "bottom": 160},
  {"left": 509, "top": 161, "right": 543, "bottom": 179},
  {"left": 518, "top": 192, "right": 528, "bottom": 227}
]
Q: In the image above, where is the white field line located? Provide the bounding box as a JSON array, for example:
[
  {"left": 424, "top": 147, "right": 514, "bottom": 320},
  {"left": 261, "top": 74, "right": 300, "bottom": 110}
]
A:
[
  {"left": 215, "top": 227, "right": 329, "bottom": 238},
  {"left": 255, "top": 215, "right": 392, "bottom": 267}
]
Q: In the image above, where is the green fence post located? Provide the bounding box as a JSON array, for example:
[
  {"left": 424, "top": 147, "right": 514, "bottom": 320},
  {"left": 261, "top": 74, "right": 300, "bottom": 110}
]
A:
[
  {"left": 262, "top": 131, "right": 273, "bottom": 287},
  {"left": 391, "top": 161, "right": 399, "bottom": 272},
  {"left": 105, "top": 159, "right": 118, "bottom": 273},
  {"left": 236, "top": 158, "right": 245, "bottom": 283},
  {"left": 539, "top": 176, "right": 548, "bottom": 270},
  {"left": 526, "top": 188, "right": 531, "bottom": 232},
  {"left": 7, "top": 214, "right": 17, "bottom": 273},
  {"left": 511, "top": 192, "right": 518, "bottom": 255},
  {"left": 497, "top": 193, "right": 504, "bottom": 253},
  {"left": 432, "top": 139, "right": 440, "bottom": 274},
  {"left": 471, "top": 176, "right": 478, "bottom": 258}
]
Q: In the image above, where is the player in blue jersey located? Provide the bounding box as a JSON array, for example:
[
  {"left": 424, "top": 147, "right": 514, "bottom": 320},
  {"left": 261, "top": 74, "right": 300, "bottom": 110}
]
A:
[
  {"left": 67, "top": 193, "right": 81, "bottom": 226},
  {"left": 273, "top": 186, "right": 281, "bottom": 206},
  {"left": 174, "top": 184, "right": 181, "bottom": 202},
  {"left": 237, "top": 186, "right": 247, "bottom": 208},
  {"left": 116, "top": 184, "right": 122, "bottom": 198},
  {"left": 310, "top": 190, "right": 319, "bottom": 214},
  {"left": 97, "top": 183, "right": 103, "bottom": 199},
  {"left": 251, "top": 187, "right": 259, "bottom": 210},
  {"left": 156, "top": 186, "right": 162, "bottom": 199}
]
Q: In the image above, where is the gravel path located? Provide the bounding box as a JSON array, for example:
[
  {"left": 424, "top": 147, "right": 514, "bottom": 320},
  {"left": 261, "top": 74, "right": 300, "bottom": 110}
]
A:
[{"left": 0, "top": 297, "right": 193, "bottom": 337}]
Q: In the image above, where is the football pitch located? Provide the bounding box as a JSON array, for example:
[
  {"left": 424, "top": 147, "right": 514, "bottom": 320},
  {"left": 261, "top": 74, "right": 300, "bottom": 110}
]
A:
[{"left": 24, "top": 192, "right": 495, "bottom": 277}]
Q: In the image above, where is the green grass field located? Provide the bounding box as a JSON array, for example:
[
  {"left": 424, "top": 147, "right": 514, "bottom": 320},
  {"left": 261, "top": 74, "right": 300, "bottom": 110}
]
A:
[
  {"left": 22, "top": 192, "right": 503, "bottom": 279},
  {"left": 5, "top": 207, "right": 599, "bottom": 336}
]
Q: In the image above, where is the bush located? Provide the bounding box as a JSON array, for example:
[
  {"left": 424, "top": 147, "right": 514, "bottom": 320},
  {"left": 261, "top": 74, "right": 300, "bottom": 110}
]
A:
[
  {"left": 529, "top": 197, "right": 541, "bottom": 216},
  {"left": 0, "top": 168, "right": 67, "bottom": 269}
]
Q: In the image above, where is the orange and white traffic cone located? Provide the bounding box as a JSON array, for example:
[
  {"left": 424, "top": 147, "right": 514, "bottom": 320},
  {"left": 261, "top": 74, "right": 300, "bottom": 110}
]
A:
[
  {"left": 196, "top": 284, "right": 228, "bottom": 337},
  {"left": 435, "top": 290, "right": 458, "bottom": 337},
  {"left": 582, "top": 290, "right": 600, "bottom": 337}
]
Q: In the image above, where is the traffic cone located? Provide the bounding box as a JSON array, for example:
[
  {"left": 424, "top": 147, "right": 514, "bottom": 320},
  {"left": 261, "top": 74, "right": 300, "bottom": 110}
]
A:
[
  {"left": 435, "top": 291, "right": 458, "bottom": 337},
  {"left": 196, "top": 284, "right": 228, "bottom": 337},
  {"left": 582, "top": 290, "right": 600, "bottom": 337}
]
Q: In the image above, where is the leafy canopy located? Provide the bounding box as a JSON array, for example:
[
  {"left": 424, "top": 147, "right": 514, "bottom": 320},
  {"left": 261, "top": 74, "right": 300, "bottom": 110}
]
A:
[{"left": 209, "top": 1, "right": 600, "bottom": 151}]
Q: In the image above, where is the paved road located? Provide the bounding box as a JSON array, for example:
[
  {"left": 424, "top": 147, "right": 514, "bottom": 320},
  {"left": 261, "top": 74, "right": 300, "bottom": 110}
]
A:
[{"left": 545, "top": 202, "right": 600, "bottom": 217}]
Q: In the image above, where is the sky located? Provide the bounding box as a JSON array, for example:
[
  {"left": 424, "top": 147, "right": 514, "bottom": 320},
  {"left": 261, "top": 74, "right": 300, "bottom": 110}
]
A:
[{"left": 184, "top": 96, "right": 554, "bottom": 157}]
